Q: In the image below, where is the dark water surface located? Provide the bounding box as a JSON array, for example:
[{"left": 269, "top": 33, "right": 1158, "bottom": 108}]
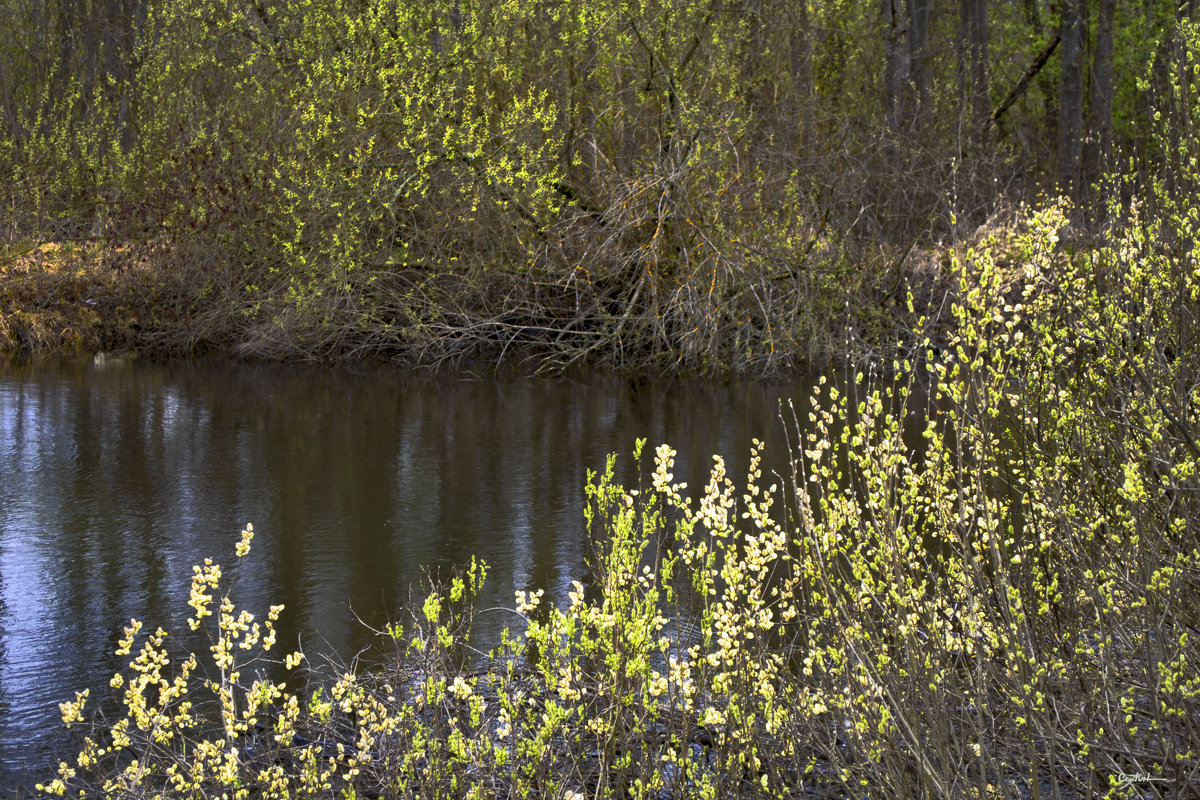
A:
[{"left": 0, "top": 356, "right": 837, "bottom": 791}]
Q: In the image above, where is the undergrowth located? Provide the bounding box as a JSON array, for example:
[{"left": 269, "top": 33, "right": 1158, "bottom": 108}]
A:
[{"left": 36, "top": 193, "right": 1200, "bottom": 798}]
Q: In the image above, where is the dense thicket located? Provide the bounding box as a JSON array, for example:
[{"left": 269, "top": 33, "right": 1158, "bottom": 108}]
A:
[
  {"left": 38, "top": 194, "right": 1200, "bottom": 797},
  {"left": 0, "top": 1, "right": 1194, "bottom": 371}
]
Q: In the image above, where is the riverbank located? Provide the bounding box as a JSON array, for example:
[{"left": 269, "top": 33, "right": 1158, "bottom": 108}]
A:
[
  {"left": 0, "top": 231, "right": 958, "bottom": 375},
  {"left": 0, "top": 241, "right": 213, "bottom": 359}
]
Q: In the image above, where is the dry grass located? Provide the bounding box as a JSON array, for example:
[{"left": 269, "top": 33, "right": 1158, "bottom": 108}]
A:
[{"left": 0, "top": 240, "right": 211, "bottom": 357}]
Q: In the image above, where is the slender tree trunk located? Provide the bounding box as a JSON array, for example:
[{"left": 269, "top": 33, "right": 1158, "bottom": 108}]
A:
[
  {"left": 54, "top": 0, "right": 90, "bottom": 99},
  {"left": 972, "top": 0, "right": 990, "bottom": 124},
  {"left": 1084, "top": 0, "right": 1115, "bottom": 194},
  {"left": 908, "top": 0, "right": 930, "bottom": 117},
  {"left": 103, "top": 0, "right": 145, "bottom": 152},
  {"left": 883, "top": 0, "right": 911, "bottom": 131},
  {"left": 582, "top": 28, "right": 600, "bottom": 180},
  {"left": 740, "top": 0, "right": 765, "bottom": 121},
  {"left": 1023, "top": 0, "right": 1057, "bottom": 144},
  {"left": 959, "top": 0, "right": 990, "bottom": 127},
  {"left": 0, "top": 58, "right": 13, "bottom": 140},
  {"left": 1059, "top": 0, "right": 1084, "bottom": 196},
  {"left": 790, "top": 0, "right": 815, "bottom": 150}
]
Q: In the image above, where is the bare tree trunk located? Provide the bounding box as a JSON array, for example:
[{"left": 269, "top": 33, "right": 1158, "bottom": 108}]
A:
[
  {"left": 1084, "top": 0, "right": 1115, "bottom": 194},
  {"left": 581, "top": 28, "right": 600, "bottom": 180},
  {"left": 0, "top": 56, "right": 13, "bottom": 141},
  {"left": 908, "top": 0, "right": 930, "bottom": 117},
  {"left": 103, "top": 0, "right": 145, "bottom": 152},
  {"left": 790, "top": 0, "right": 815, "bottom": 150},
  {"left": 1023, "top": 0, "right": 1057, "bottom": 143},
  {"left": 740, "top": 0, "right": 765, "bottom": 120},
  {"left": 53, "top": 0, "right": 89, "bottom": 99},
  {"left": 971, "top": 0, "right": 990, "bottom": 125},
  {"left": 49, "top": 0, "right": 144, "bottom": 145},
  {"left": 1059, "top": 0, "right": 1084, "bottom": 196},
  {"left": 883, "top": 0, "right": 911, "bottom": 131},
  {"left": 959, "top": 0, "right": 990, "bottom": 128}
]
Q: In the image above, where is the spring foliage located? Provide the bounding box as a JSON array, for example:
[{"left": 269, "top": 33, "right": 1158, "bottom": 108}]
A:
[
  {"left": 7, "top": 2, "right": 1191, "bottom": 369},
  {"left": 3, "top": 0, "right": 861, "bottom": 368},
  {"left": 39, "top": 178, "right": 1200, "bottom": 796}
]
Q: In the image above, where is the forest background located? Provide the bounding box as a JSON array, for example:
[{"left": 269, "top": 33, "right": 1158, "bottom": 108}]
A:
[{"left": 0, "top": 0, "right": 1194, "bottom": 374}]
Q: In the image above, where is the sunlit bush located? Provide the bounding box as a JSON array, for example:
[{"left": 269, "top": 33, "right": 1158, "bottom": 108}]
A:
[{"left": 37, "top": 173, "right": 1200, "bottom": 797}]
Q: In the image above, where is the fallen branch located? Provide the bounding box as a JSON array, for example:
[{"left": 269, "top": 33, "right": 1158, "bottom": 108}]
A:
[{"left": 985, "top": 34, "right": 1061, "bottom": 133}]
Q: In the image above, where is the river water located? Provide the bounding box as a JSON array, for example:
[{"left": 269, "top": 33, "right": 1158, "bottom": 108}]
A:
[{"left": 0, "top": 356, "right": 856, "bottom": 791}]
